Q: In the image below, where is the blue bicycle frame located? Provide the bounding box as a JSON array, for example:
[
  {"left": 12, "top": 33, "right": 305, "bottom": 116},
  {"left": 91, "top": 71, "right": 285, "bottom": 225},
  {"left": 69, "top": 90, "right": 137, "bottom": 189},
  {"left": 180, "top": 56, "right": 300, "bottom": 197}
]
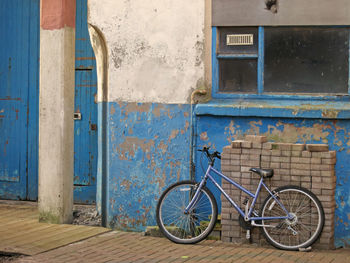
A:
[{"left": 185, "top": 165, "right": 292, "bottom": 222}]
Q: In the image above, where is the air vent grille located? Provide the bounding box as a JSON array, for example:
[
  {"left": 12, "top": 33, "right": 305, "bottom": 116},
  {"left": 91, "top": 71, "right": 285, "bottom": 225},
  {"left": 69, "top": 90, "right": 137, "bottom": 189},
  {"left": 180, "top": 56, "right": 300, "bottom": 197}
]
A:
[{"left": 226, "top": 34, "right": 254, "bottom": 46}]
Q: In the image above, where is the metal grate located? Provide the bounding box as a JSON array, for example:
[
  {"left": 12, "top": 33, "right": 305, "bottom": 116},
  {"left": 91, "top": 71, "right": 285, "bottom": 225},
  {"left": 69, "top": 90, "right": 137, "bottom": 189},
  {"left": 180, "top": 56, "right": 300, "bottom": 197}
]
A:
[{"left": 226, "top": 34, "right": 254, "bottom": 46}]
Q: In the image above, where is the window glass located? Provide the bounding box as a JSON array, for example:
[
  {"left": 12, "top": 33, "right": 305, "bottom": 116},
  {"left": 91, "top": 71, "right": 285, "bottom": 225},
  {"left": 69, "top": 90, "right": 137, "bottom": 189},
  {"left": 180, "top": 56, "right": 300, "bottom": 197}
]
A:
[
  {"left": 264, "top": 27, "right": 349, "bottom": 93},
  {"left": 219, "top": 59, "right": 257, "bottom": 93}
]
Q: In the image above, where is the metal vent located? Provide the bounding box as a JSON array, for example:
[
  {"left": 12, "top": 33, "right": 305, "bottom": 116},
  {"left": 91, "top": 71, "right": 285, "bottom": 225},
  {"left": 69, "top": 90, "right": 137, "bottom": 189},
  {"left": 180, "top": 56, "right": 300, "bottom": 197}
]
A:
[{"left": 226, "top": 34, "right": 254, "bottom": 46}]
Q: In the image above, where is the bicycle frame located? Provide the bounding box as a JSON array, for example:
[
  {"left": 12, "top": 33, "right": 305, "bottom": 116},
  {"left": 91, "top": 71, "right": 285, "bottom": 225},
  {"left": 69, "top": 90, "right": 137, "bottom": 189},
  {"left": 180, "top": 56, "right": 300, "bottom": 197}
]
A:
[{"left": 185, "top": 165, "right": 292, "bottom": 222}]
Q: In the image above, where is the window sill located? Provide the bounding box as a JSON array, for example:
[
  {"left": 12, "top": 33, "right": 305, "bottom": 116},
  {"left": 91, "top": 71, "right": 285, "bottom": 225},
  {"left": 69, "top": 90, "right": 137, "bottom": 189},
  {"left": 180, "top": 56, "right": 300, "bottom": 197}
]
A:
[{"left": 194, "top": 99, "right": 350, "bottom": 119}]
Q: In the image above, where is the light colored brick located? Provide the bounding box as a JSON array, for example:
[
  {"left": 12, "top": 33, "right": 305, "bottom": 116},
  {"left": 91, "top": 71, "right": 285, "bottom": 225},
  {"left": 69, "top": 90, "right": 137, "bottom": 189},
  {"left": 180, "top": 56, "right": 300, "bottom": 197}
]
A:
[
  {"left": 262, "top": 142, "right": 272, "bottom": 149},
  {"left": 270, "top": 150, "right": 282, "bottom": 156},
  {"left": 241, "top": 141, "right": 252, "bottom": 148},
  {"left": 231, "top": 148, "right": 242, "bottom": 154},
  {"left": 291, "top": 151, "right": 302, "bottom": 157},
  {"left": 230, "top": 159, "right": 240, "bottom": 166},
  {"left": 223, "top": 146, "right": 232, "bottom": 154},
  {"left": 269, "top": 162, "right": 280, "bottom": 169},
  {"left": 261, "top": 149, "right": 272, "bottom": 156},
  {"left": 291, "top": 163, "right": 310, "bottom": 170},
  {"left": 312, "top": 176, "right": 322, "bottom": 183},
  {"left": 252, "top": 143, "right": 263, "bottom": 149},
  {"left": 311, "top": 170, "right": 321, "bottom": 176},
  {"left": 306, "top": 144, "right": 329, "bottom": 152},
  {"left": 281, "top": 151, "right": 292, "bottom": 157},
  {"left": 301, "top": 182, "right": 311, "bottom": 188},
  {"left": 321, "top": 170, "right": 335, "bottom": 177},
  {"left": 322, "top": 176, "right": 336, "bottom": 184},
  {"left": 231, "top": 154, "right": 241, "bottom": 160},
  {"left": 311, "top": 158, "right": 322, "bottom": 164},
  {"left": 245, "top": 135, "right": 268, "bottom": 143},
  {"left": 261, "top": 156, "right": 271, "bottom": 162},
  {"left": 292, "top": 144, "right": 306, "bottom": 151},
  {"left": 231, "top": 140, "right": 244, "bottom": 148},
  {"left": 291, "top": 169, "right": 310, "bottom": 176},
  {"left": 321, "top": 158, "right": 336, "bottom": 165},
  {"left": 281, "top": 163, "right": 291, "bottom": 169},
  {"left": 301, "top": 151, "right": 312, "bottom": 158},
  {"left": 291, "top": 157, "right": 311, "bottom": 164}
]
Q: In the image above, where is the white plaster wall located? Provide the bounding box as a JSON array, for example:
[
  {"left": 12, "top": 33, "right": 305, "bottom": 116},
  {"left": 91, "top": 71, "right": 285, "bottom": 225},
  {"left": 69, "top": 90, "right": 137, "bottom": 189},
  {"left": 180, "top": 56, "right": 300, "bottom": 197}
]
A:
[{"left": 88, "top": 0, "right": 205, "bottom": 104}]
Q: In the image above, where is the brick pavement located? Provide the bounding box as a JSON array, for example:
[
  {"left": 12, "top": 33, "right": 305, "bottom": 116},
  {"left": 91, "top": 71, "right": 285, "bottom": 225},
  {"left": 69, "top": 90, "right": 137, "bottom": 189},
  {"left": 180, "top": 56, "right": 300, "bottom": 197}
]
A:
[{"left": 11, "top": 231, "right": 350, "bottom": 263}]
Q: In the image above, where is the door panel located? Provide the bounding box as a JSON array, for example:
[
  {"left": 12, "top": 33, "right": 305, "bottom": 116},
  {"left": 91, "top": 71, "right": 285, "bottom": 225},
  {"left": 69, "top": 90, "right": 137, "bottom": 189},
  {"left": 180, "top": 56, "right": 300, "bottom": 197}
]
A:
[
  {"left": 0, "top": 0, "right": 39, "bottom": 200},
  {"left": 74, "top": 0, "right": 98, "bottom": 203}
]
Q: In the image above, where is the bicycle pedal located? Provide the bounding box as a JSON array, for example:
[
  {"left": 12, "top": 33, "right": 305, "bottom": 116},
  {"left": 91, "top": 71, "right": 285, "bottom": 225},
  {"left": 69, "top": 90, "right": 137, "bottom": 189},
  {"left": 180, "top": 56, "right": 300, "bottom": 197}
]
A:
[{"left": 298, "top": 246, "right": 312, "bottom": 252}]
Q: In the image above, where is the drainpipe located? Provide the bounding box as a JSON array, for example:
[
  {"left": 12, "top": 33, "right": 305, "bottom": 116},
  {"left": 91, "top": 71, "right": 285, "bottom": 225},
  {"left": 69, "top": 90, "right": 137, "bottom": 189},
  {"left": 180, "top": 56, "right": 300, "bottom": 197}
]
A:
[{"left": 190, "top": 89, "right": 208, "bottom": 181}]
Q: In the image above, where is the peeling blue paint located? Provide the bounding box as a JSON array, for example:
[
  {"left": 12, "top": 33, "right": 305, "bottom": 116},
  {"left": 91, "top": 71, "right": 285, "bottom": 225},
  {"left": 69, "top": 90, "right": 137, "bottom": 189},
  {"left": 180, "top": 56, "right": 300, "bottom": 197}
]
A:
[
  {"left": 195, "top": 103, "right": 350, "bottom": 248},
  {"left": 103, "top": 102, "right": 191, "bottom": 231}
]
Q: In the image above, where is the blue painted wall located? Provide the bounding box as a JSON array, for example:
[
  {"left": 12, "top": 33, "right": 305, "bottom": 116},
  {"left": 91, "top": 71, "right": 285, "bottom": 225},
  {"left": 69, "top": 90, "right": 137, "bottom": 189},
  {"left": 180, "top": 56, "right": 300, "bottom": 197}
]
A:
[
  {"left": 104, "top": 102, "right": 191, "bottom": 231},
  {"left": 194, "top": 101, "right": 350, "bottom": 248},
  {"left": 101, "top": 99, "right": 350, "bottom": 247}
]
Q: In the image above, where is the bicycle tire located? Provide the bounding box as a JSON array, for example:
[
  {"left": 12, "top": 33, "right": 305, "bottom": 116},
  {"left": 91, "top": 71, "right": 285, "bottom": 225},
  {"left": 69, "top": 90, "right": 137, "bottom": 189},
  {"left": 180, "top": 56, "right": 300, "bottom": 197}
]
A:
[
  {"left": 260, "top": 185, "right": 324, "bottom": 250},
  {"left": 156, "top": 180, "right": 218, "bottom": 244}
]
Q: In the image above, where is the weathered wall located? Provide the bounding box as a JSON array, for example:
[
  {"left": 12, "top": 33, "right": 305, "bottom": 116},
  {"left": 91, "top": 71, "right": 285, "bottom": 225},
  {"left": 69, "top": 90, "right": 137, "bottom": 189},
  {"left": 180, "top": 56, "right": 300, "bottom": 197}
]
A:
[
  {"left": 88, "top": 0, "right": 206, "bottom": 104},
  {"left": 87, "top": 0, "right": 207, "bottom": 230},
  {"left": 107, "top": 102, "right": 190, "bottom": 230},
  {"left": 195, "top": 114, "right": 350, "bottom": 247}
]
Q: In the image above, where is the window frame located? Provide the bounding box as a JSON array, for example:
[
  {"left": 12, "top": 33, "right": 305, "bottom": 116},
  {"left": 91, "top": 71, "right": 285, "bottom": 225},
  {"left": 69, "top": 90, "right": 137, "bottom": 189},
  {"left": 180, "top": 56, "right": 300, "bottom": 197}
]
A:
[{"left": 212, "top": 26, "right": 350, "bottom": 100}]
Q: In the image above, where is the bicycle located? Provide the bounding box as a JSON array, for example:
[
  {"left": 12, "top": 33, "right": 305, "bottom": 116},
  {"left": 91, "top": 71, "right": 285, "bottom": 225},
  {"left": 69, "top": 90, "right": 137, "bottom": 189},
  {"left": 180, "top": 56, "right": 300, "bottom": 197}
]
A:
[{"left": 156, "top": 147, "right": 325, "bottom": 251}]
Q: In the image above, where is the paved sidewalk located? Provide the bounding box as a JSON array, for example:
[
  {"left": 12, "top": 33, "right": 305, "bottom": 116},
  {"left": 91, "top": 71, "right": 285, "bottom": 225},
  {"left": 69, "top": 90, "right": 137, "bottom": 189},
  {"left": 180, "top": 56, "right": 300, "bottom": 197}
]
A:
[
  {"left": 0, "top": 201, "right": 109, "bottom": 255},
  {"left": 12, "top": 231, "right": 350, "bottom": 263}
]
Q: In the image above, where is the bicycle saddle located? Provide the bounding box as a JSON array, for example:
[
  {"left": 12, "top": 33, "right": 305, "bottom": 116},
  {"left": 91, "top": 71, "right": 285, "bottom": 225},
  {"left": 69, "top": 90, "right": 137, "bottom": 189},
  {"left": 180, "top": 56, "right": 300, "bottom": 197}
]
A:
[{"left": 249, "top": 168, "right": 274, "bottom": 178}]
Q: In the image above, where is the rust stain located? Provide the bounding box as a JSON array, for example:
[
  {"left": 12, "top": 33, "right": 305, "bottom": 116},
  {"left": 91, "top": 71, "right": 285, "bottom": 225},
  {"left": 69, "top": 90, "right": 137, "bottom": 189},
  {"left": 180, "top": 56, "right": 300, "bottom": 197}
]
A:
[
  {"left": 15, "top": 109, "right": 19, "bottom": 120},
  {"left": 3, "top": 140, "right": 8, "bottom": 155},
  {"left": 157, "top": 141, "right": 168, "bottom": 154},
  {"left": 117, "top": 137, "right": 155, "bottom": 160},
  {"left": 110, "top": 104, "right": 116, "bottom": 115},
  {"left": 181, "top": 120, "right": 190, "bottom": 135},
  {"left": 0, "top": 97, "right": 21, "bottom": 101},
  {"left": 152, "top": 104, "right": 166, "bottom": 118},
  {"left": 120, "top": 179, "right": 131, "bottom": 191},
  {"left": 225, "top": 120, "right": 334, "bottom": 144},
  {"left": 168, "top": 130, "right": 179, "bottom": 143},
  {"left": 124, "top": 103, "right": 151, "bottom": 115},
  {"left": 200, "top": 132, "right": 209, "bottom": 141}
]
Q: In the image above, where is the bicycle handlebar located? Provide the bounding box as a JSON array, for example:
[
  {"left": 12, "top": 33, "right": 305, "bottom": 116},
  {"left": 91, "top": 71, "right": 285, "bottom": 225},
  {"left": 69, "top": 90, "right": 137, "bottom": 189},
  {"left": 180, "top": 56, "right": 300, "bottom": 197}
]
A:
[{"left": 198, "top": 147, "right": 221, "bottom": 163}]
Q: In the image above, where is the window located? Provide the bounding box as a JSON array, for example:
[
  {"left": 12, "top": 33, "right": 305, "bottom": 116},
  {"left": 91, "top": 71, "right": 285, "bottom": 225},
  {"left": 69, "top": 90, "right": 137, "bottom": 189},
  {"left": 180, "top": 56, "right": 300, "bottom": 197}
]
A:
[{"left": 213, "top": 27, "right": 350, "bottom": 97}]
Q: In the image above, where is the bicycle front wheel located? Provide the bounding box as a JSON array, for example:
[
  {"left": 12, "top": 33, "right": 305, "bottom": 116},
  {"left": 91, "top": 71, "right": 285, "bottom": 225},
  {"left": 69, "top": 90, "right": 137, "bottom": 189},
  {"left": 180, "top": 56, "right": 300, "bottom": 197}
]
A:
[
  {"left": 156, "top": 181, "right": 218, "bottom": 244},
  {"left": 260, "top": 186, "right": 324, "bottom": 250}
]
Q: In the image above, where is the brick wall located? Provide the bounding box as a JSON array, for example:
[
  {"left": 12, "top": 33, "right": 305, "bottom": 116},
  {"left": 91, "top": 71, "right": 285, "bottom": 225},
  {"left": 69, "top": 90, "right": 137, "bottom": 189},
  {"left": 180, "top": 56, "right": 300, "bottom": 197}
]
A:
[{"left": 221, "top": 135, "right": 336, "bottom": 249}]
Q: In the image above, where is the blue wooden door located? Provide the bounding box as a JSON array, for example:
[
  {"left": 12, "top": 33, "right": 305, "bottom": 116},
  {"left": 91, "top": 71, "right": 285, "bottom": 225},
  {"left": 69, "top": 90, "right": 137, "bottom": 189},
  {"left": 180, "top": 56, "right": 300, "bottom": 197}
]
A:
[
  {"left": 74, "top": 0, "right": 98, "bottom": 203},
  {"left": 0, "top": 0, "right": 39, "bottom": 200}
]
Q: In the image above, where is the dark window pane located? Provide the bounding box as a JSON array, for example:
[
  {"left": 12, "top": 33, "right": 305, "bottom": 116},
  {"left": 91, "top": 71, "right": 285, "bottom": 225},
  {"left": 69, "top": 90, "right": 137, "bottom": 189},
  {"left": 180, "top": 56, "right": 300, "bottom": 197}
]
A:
[
  {"left": 219, "top": 59, "right": 257, "bottom": 93},
  {"left": 219, "top": 27, "right": 258, "bottom": 55},
  {"left": 264, "top": 27, "right": 349, "bottom": 93}
]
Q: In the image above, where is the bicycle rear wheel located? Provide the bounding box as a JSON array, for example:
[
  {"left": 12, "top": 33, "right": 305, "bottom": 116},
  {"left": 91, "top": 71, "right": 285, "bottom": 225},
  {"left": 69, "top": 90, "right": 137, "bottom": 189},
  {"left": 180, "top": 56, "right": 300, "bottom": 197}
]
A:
[
  {"left": 260, "top": 186, "right": 324, "bottom": 250},
  {"left": 156, "top": 181, "right": 217, "bottom": 244}
]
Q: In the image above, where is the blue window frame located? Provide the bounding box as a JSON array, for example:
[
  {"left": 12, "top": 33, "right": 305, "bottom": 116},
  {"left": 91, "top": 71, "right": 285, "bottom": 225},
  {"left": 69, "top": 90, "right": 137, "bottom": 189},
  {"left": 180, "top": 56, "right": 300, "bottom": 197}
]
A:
[{"left": 212, "top": 26, "right": 350, "bottom": 100}]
